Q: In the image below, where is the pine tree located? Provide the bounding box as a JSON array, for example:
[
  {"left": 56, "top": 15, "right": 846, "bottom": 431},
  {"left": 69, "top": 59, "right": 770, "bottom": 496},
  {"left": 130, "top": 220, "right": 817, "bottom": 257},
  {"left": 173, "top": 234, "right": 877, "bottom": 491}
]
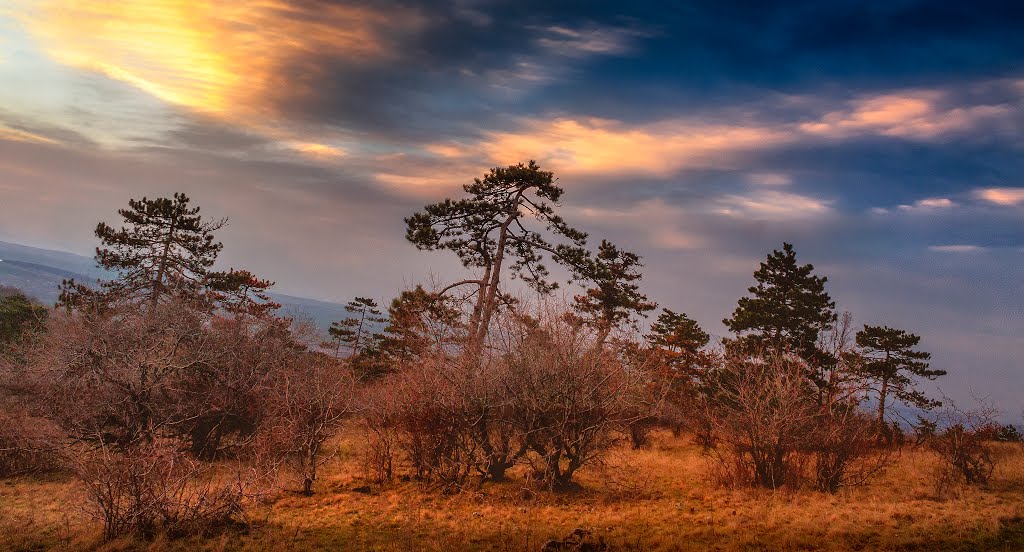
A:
[
  {"left": 723, "top": 242, "right": 836, "bottom": 360},
  {"left": 573, "top": 240, "right": 656, "bottom": 344},
  {"left": 405, "top": 161, "right": 590, "bottom": 350},
  {"left": 67, "top": 193, "right": 226, "bottom": 306},
  {"left": 379, "top": 286, "right": 462, "bottom": 368},
  {"left": 205, "top": 268, "right": 280, "bottom": 317},
  {"left": 328, "top": 297, "right": 385, "bottom": 357},
  {"left": 647, "top": 308, "right": 709, "bottom": 368},
  {"left": 856, "top": 325, "right": 944, "bottom": 425}
]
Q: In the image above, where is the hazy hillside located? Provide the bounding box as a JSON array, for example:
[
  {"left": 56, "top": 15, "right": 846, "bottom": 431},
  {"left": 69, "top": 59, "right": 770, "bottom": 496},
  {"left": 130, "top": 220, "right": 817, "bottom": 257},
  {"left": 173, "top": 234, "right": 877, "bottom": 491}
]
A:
[{"left": 0, "top": 240, "right": 348, "bottom": 328}]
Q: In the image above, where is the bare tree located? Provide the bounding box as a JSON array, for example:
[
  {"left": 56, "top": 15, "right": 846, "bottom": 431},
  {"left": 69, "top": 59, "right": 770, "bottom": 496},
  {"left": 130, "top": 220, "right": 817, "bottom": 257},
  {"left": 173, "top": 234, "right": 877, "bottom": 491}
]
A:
[{"left": 262, "top": 354, "right": 358, "bottom": 495}]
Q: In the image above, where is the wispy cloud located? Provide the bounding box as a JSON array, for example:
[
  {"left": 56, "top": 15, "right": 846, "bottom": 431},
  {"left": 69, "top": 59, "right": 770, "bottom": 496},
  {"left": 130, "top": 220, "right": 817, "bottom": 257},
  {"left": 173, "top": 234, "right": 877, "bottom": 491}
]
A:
[
  {"left": 928, "top": 244, "right": 986, "bottom": 253},
  {"left": 800, "top": 93, "right": 1011, "bottom": 140},
  {"left": 534, "top": 24, "right": 648, "bottom": 57},
  {"left": 898, "top": 197, "right": 956, "bottom": 212},
  {"left": 0, "top": 124, "right": 57, "bottom": 145},
  {"left": 571, "top": 198, "right": 703, "bottom": 250},
  {"left": 715, "top": 190, "right": 834, "bottom": 220}
]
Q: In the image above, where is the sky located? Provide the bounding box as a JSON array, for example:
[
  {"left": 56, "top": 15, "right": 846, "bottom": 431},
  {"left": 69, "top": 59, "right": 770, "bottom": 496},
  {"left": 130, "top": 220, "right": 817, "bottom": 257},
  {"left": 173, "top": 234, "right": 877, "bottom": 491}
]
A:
[{"left": 0, "top": 1, "right": 1022, "bottom": 417}]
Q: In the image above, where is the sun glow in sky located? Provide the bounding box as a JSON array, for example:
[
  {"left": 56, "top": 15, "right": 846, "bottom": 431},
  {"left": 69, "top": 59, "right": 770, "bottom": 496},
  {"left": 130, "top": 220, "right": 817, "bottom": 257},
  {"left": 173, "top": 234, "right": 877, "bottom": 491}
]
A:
[{"left": 1, "top": 0, "right": 1023, "bottom": 415}]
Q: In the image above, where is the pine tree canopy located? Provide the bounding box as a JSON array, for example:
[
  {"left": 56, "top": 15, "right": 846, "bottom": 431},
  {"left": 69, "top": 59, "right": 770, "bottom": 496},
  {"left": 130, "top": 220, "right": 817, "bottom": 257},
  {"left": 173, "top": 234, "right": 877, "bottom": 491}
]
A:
[
  {"left": 573, "top": 240, "right": 656, "bottom": 342},
  {"left": 856, "top": 324, "right": 945, "bottom": 421},
  {"left": 88, "top": 193, "right": 225, "bottom": 305},
  {"left": 723, "top": 242, "right": 836, "bottom": 357}
]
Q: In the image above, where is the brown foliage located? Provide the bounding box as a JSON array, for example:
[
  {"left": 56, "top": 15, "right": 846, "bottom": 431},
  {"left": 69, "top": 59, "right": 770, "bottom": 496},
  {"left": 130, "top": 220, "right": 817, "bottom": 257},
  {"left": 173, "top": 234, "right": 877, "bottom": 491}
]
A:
[
  {"left": 73, "top": 441, "right": 253, "bottom": 541},
  {"left": 363, "top": 310, "right": 651, "bottom": 491},
  {"left": 925, "top": 400, "right": 1002, "bottom": 492},
  {"left": 695, "top": 350, "right": 888, "bottom": 492}
]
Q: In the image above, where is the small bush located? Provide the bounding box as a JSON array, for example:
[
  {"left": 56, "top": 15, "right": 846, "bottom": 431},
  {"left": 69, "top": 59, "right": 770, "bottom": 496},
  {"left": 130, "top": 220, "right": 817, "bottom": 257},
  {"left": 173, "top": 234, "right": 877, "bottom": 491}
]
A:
[
  {"left": 923, "top": 401, "right": 1001, "bottom": 493},
  {"left": 74, "top": 442, "right": 252, "bottom": 541},
  {"left": 0, "top": 407, "right": 63, "bottom": 477}
]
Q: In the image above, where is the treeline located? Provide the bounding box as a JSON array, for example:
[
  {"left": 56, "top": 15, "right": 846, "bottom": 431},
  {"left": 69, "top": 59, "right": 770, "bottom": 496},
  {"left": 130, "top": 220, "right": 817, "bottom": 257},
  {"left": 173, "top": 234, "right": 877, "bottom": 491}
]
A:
[{"left": 0, "top": 163, "right": 1018, "bottom": 542}]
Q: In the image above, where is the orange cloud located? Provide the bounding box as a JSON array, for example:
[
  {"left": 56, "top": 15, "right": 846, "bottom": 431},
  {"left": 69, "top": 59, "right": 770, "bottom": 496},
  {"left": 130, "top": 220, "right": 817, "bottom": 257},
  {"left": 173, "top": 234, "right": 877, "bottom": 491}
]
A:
[
  {"left": 802, "top": 93, "right": 1009, "bottom": 139},
  {"left": 14, "top": 0, "right": 421, "bottom": 117},
  {"left": 284, "top": 141, "right": 346, "bottom": 160},
  {"left": 0, "top": 125, "right": 57, "bottom": 145},
  {"left": 975, "top": 187, "right": 1024, "bottom": 206},
  {"left": 477, "top": 117, "right": 788, "bottom": 177}
]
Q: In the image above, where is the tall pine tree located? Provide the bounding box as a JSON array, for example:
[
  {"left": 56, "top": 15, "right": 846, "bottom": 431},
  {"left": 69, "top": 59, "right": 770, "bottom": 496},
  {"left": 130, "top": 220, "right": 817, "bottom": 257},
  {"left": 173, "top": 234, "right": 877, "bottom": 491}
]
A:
[
  {"left": 62, "top": 193, "right": 225, "bottom": 307},
  {"left": 405, "top": 161, "right": 590, "bottom": 350},
  {"left": 723, "top": 242, "right": 836, "bottom": 360}
]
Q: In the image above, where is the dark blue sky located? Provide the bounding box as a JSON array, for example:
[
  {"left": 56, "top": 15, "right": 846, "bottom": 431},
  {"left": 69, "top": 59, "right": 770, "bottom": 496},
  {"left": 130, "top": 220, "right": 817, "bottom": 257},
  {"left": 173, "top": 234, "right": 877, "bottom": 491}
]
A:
[{"left": 0, "top": 0, "right": 1022, "bottom": 416}]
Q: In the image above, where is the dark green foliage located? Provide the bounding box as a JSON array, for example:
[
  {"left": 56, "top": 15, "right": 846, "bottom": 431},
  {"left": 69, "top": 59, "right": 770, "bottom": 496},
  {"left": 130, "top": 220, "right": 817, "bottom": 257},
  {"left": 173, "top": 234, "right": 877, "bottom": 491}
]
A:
[
  {"left": 573, "top": 240, "right": 656, "bottom": 344},
  {"left": 86, "top": 193, "right": 226, "bottom": 305},
  {"left": 405, "top": 161, "right": 589, "bottom": 347},
  {"left": 856, "top": 324, "right": 943, "bottom": 425},
  {"left": 205, "top": 269, "right": 279, "bottom": 317},
  {"left": 723, "top": 242, "right": 836, "bottom": 360},
  {"left": 993, "top": 424, "right": 1022, "bottom": 443},
  {"left": 57, "top": 194, "right": 277, "bottom": 316},
  {"left": 0, "top": 291, "right": 46, "bottom": 349},
  {"left": 647, "top": 309, "right": 709, "bottom": 360}
]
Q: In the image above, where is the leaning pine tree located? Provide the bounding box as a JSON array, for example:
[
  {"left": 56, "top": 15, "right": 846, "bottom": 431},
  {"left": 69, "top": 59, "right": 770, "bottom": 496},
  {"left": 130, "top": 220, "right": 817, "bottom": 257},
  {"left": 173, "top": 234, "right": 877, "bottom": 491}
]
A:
[
  {"left": 405, "top": 161, "right": 590, "bottom": 351},
  {"left": 856, "top": 325, "right": 944, "bottom": 426}
]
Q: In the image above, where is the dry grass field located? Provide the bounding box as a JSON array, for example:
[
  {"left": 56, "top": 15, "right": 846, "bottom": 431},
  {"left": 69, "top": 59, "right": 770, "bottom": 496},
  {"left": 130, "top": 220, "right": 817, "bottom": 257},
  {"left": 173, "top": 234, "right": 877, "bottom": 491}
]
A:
[{"left": 2, "top": 429, "right": 1023, "bottom": 551}]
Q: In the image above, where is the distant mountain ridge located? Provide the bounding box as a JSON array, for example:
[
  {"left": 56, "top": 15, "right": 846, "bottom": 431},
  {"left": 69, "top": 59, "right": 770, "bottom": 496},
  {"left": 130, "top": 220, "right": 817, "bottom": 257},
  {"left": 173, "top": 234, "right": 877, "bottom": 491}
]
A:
[{"left": 0, "top": 240, "right": 348, "bottom": 330}]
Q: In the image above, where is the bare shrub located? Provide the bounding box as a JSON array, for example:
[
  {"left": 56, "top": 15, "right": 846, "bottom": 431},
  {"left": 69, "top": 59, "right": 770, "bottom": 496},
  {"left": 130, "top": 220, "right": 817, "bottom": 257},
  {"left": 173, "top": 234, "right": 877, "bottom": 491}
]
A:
[
  {"left": 696, "top": 349, "right": 886, "bottom": 491},
  {"left": 0, "top": 406, "right": 63, "bottom": 477},
  {"left": 811, "top": 402, "right": 888, "bottom": 492},
  {"left": 32, "top": 300, "right": 214, "bottom": 448},
  {"left": 698, "top": 352, "right": 818, "bottom": 488},
  {"left": 362, "top": 308, "right": 650, "bottom": 492},
  {"left": 925, "top": 400, "right": 1000, "bottom": 491},
  {"left": 372, "top": 357, "right": 482, "bottom": 489},
  {"left": 260, "top": 354, "right": 358, "bottom": 495},
  {"left": 494, "top": 312, "right": 646, "bottom": 490},
  {"left": 175, "top": 316, "right": 296, "bottom": 460},
  {"left": 74, "top": 441, "right": 251, "bottom": 541}
]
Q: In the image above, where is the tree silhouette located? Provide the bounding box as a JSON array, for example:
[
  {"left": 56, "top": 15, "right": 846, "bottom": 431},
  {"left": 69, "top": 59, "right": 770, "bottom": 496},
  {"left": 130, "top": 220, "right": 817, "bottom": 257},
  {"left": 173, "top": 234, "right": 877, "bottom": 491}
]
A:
[
  {"left": 405, "top": 161, "right": 589, "bottom": 350},
  {"left": 856, "top": 325, "right": 943, "bottom": 425},
  {"left": 62, "top": 193, "right": 226, "bottom": 307},
  {"left": 723, "top": 242, "right": 836, "bottom": 361},
  {"left": 573, "top": 240, "right": 656, "bottom": 345}
]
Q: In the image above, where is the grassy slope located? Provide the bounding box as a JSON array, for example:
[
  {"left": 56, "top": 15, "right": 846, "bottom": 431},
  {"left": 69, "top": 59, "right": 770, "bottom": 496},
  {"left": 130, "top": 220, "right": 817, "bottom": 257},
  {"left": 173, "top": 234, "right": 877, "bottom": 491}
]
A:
[{"left": 2, "top": 430, "right": 1023, "bottom": 551}]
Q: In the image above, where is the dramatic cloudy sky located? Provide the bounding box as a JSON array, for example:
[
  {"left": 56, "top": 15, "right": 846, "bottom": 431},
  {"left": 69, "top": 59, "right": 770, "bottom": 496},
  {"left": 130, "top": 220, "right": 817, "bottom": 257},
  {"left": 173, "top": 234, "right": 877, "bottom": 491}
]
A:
[{"left": 1, "top": 1, "right": 1022, "bottom": 415}]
